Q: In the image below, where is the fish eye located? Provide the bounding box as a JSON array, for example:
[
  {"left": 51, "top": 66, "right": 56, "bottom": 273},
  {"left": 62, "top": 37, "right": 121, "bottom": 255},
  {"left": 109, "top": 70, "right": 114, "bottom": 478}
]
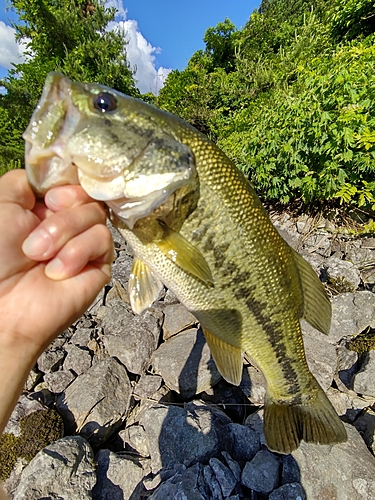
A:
[{"left": 93, "top": 92, "right": 118, "bottom": 113}]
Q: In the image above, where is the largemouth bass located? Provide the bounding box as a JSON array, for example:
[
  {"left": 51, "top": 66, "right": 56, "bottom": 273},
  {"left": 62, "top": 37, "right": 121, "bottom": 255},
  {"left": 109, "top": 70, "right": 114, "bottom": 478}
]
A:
[{"left": 24, "top": 72, "right": 346, "bottom": 454}]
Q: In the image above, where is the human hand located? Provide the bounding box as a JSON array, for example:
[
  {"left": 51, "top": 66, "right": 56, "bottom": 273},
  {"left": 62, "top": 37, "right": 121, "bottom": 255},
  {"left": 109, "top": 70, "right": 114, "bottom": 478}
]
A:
[{"left": 0, "top": 169, "right": 114, "bottom": 432}]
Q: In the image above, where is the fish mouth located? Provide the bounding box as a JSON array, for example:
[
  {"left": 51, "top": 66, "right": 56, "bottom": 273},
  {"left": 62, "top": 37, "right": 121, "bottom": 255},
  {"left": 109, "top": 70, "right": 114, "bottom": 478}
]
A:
[{"left": 23, "top": 72, "right": 196, "bottom": 229}]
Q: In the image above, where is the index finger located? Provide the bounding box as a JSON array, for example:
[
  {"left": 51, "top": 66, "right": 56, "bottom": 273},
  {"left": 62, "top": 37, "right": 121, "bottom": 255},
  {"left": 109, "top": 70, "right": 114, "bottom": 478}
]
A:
[
  {"left": 0, "top": 170, "right": 35, "bottom": 210},
  {"left": 44, "top": 185, "right": 98, "bottom": 211}
]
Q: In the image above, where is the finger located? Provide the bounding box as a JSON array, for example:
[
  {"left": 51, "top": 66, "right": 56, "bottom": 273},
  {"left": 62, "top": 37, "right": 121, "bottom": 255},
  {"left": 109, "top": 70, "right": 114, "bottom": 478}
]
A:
[
  {"left": 22, "top": 202, "right": 107, "bottom": 260},
  {"left": 0, "top": 170, "right": 35, "bottom": 209},
  {"left": 45, "top": 185, "right": 96, "bottom": 211},
  {"left": 45, "top": 224, "right": 114, "bottom": 280}
]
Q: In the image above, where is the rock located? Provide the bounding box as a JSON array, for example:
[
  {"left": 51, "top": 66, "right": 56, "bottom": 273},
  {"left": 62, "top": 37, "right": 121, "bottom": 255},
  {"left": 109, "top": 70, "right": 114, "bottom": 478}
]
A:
[
  {"left": 44, "top": 369, "right": 75, "bottom": 393},
  {"left": 335, "top": 340, "right": 358, "bottom": 391},
  {"left": 209, "top": 457, "right": 237, "bottom": 497},
  {"left": 354, "top": 351, "right": 375, "bottom": 397},
  {"left": 281, "top": 454, "right": 301, "bottom": 484},
  {"left": 151, "top": 328, "right": 222, "bottom": 398},
  {"left": 227, "top": 423, "right": 261, "bottom": 463},
  {"left": 70, "top": 327, "right": 93, "bottom": 347},
  {"left": 346, "top": 247, "right": 375, "bottom": 267},
  {"left": 120, "top": 425, "right": 150, "bottom": 457},
  {"left": 203, "top": 464, "right": 223, "bottom": 499},
  {"left": 162, "top": 304, "right": 197, "bottom": 339},
  {"left": 110, "top": 250, "right": 133, "bottom": 288},
  {"left": 245, "top": 409, "right": 267, "bottom": 448},
  {"left": 100, "top": 299, "right": 162, "bottom": 374},
  {"left": 93, "top": 449, "right": 145, "bottom": 500},
  {"left": 140, "top": 401, "right": 232, "bottom": 473},
  {"left": 269, "top": 482, "right": 307, "bottom": 500},
  {"left": 57, "top": 357, "right": 131, "bottom": 448},
  {"left": 133, "top": 374, "right": 163, "bottom": 400},
  {"left": 327, "top": 387, "right": 375, "bottom": 421},
  {"left": 241, "top": 449, "right": 280, "bottom": 495},
  {"left": 353, "top": 409, "right": 375, "bottom": 454},
  {"left": 148, "top": 463, "right": 206, "bottom": 500},
  {"left": 12, "top": 436, "right": 96, "bottom": 500},
  {"left": 240, "top": 366, "right": 266, "bottom": 405},
  {"left": 324, "top": 256, "right": 361, "bottom": 292},
  {"left": 87, "top": 286, "right": 105, "bottom": 315},
  {"left": 292, "top": 423, "right": 375, "bottom": 499},
  {"left": 302, "top": 329, "right": 337, "bottom": 392},
  {"left": 221, "top": 451, "right": 241, "bottom": 482},
  {"left": 37, "top": 345, "right": 65, "bottom": 373},
  {"left": 328, "top": 292, "right": 375, "bottom": 343},
  {"left": 63, "top": 344, "right": 92, "bottom": 375}
]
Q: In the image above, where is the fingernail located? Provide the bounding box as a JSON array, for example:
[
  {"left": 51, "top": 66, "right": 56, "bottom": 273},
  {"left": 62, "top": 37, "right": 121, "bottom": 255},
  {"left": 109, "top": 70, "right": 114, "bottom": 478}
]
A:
[
  {"left": 46, "top": 187, "right": 77, "bottom": 209},
  {"left": 45, "top": 258, "right": 65, "bottom": 280},
  {"left": 22, "top": 230, "right": 52, "bottom": 257}
]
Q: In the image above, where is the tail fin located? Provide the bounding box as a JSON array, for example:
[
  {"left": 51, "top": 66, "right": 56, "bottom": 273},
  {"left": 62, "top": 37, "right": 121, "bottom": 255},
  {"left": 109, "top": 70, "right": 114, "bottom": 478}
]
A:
[{"left": 264, "top": 380, "right": 347, "bottom": 454}]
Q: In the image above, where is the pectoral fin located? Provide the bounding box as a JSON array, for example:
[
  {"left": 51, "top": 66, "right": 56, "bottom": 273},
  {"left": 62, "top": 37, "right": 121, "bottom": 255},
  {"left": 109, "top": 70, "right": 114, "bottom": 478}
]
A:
[
  {"left": 291, "top": 248, "right": 332, "bottom": 334},
  {"left": 129, "top": 258, "right": 164, "bottom": 315},
  {"left": 202, "top": 328, "right": 243, "bottom": 385},
  {"left": 155, "top": 224, "right": 214, "bottom": 286}
]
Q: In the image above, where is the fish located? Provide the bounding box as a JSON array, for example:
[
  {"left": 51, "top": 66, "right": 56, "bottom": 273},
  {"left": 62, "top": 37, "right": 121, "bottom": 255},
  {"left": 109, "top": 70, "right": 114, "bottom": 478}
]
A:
[{"left": 23, "top": 72, "right": 347, "bottom": 454}]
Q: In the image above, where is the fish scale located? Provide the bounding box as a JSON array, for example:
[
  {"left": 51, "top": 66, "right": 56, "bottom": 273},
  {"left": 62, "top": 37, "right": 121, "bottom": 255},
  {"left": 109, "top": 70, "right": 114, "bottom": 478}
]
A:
[{"left": 24, "top": 72, "right": 347, "bottom": 454}]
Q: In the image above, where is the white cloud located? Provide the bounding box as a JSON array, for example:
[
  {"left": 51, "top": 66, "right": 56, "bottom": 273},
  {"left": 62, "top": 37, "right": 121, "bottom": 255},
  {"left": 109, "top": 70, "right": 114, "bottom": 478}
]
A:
[
  {"left": 0, "top": 21, "right": 28, "bottom": 69},
  {"left": 111, "top": 17, "right": 171, "bottom": 94}
]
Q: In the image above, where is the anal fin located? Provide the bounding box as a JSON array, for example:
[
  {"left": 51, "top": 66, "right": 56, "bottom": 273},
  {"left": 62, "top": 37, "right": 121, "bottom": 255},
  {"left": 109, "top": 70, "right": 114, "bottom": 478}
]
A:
[
  {"left": 155, "top": 224, "right": 214, "bottom": 286},
  {"left": 202, "top": 328, "right": 243, "bottom": 385},
  {"left": 129, "top": 258, "right": 164, "bottom": 315}
]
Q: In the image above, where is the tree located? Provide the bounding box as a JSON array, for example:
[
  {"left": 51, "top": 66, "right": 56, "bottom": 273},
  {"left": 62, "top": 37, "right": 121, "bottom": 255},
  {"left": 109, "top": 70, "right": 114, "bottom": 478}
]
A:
[{"left": 0, "top": 0, "right": 139, "bottom": 171}]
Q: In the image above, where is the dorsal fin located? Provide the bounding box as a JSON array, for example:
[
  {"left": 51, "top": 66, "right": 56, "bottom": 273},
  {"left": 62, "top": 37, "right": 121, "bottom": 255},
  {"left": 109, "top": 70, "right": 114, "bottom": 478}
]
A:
[{"left": 291, "top": 248, "right": 331, "bottom": 334}]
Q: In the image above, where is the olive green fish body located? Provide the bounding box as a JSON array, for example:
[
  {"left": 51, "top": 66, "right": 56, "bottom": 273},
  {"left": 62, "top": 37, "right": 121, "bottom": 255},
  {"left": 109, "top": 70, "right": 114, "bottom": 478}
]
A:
[{"left": 23, "top": 73, "right": 347, "bottom": 454}]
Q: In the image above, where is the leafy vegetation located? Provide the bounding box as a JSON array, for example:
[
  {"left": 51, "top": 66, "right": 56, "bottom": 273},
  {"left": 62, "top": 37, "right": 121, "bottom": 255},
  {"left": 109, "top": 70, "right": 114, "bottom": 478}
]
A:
[
  {"left": 158, "top": 0, "right": 375, "bottom": 208},
  {"left": 1, "top": 0, "right": 374, "bottom": 211}
]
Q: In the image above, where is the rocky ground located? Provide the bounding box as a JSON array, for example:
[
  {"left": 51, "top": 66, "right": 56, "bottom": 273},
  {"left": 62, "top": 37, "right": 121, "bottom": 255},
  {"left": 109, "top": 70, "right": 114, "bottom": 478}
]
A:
[{"left": 2, "top": 213, "right": 375, "bottom": 499}]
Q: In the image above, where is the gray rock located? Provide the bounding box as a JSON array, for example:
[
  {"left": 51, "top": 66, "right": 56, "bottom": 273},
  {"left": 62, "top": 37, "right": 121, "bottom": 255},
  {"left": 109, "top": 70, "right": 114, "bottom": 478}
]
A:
[
  {"left": 209, "top": 457, "right": 237, "bottom": 497},
  {"left": 93, "top": 449, "right": 145, "bottom": 500},
  {"left": 241, "top": 449, "right": 280, "bottom": 495},
  {"left": 87, "top": 286, "right": 105, "bottom": 315},
  {"left": 57, "top": 357, "right": 131, "bottom": 447},
  {"left": 133, "top": 374, "right": 163, "bottom": 400},
  {"left": 328, "top": 292, "right": 375, "bottom": 343},
  {"left": 292, "top": 423, "right": 375, "bottom": 499},
  {"left": 240, "top": 366, "right": 266, "bottom": 405},
  {"left": 4, "top": 395, "right": 46, "bottom": 437},
  {"left": 221, "top": 451, "right": 241, "bottom": 482},
  {"left": 353, "top": 408, "right": 375, "bottom": 454},
  {"left": 140, "top": 401, "right": 232, "bottom": 473},
  {"left": 327, "top": 387, "right": 375, "bottom": 421},
  {"left": 70, "top": 327, "right": 93, "bottom": 347},
  {"left": 335, "top": 340, "right": 358, "bottom": 391},
  {"left": 227, "top": 423, "right": 261, "bottom": 463},
  {"left": 44, "top": 369, "right": 75, "bottom": 393},
  {"left": 204, "top": 464, "right": 223, "bottom": 499},
  {"left": 269, "top": 483, "right": 306, "bottom": 500},
  {"left": 12, "top": 436, "right": 96, "bottom": 500},
  {"left": 151, "top": 328, "right": 222, "bottom": 398},
  {"left": 162, "top": 304, "right": 197, "bottom": 339},
  {"left": 110, "top": 249, "right": 133, "bottom": 287},
  {"left": 302, "top": 329, "right": 337, "bottom": 392},
  {"left": 37, "top": 345, "right": 65, "bottom": 373},
  {"left": 148, "top": 463, "right": 206, "bottom": 500},
  {"left": 346, "top": 247, "right": 375, "bottom": 267},
  {"left": 281, "top": 454, "right": 300, "bottom": 484},
  {"left": 245, "top": 409, "right": 267, "bottom": 447},
  {"left": 325, "top": 256, "right": 361, "bottom": 291},
  {"left": 354, "top": 351, "right": 375, "bottom": 397},
  {"left": 120, "top": 425, "right": 150, "bottom": 457},
  {"left": 63, "top": 344, "right": 92, "bottom": 375},
  {"left": 100, "top": 299, "right": 162, "bottom": 374}
]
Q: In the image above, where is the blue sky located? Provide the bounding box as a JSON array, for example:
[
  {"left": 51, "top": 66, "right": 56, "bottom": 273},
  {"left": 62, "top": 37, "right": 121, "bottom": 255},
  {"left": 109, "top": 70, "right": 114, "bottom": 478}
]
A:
[{"left": 0, "top": 0, "right": 260, "bottom": 93}]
